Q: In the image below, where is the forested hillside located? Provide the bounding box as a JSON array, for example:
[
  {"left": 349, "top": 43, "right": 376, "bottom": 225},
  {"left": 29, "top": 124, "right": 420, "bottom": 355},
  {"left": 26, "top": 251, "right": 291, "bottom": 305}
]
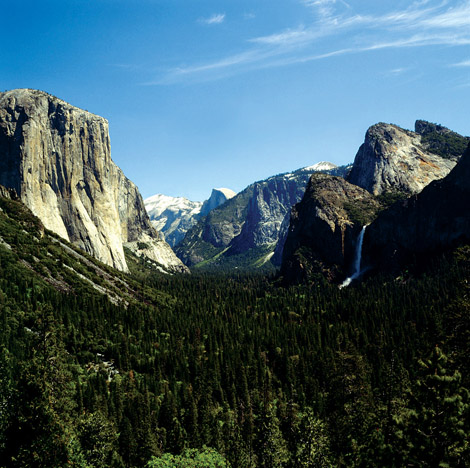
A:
[{"left": 0, "top": 193, "right": 469, "bottom": 467}]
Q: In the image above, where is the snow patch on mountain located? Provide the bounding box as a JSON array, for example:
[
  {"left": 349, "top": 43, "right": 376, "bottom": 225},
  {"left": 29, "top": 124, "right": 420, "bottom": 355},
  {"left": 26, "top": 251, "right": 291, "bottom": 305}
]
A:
[{"left": 302, "top": 161, "right": 338, "bottom": 172}]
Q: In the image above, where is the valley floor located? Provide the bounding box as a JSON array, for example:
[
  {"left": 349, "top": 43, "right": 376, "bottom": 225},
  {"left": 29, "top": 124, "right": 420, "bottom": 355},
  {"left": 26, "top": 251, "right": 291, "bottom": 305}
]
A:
[{"left": 0, "top": 206, "right": 469, "bottom": 466}]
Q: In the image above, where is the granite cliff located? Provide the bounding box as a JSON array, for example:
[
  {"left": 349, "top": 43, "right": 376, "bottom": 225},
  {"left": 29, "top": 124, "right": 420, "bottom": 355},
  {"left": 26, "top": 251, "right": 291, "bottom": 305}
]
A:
[
  {"left": 200, "top": 188, "right": 236, "bottom": 217},
  {"left": 0, "top": 88, "right": 186, "bottom": 273},
  {"left": 347, "top": 121, "right": 466, "bottom": 195},
  {"left": 280, "top": 174, "right": 381, "bottom": 284},
  {"left": 363, "top": 142, "right": 470, "bottom": 272},
  {"left": 279, "top": 122, "right": 469, "bottom": 283}
]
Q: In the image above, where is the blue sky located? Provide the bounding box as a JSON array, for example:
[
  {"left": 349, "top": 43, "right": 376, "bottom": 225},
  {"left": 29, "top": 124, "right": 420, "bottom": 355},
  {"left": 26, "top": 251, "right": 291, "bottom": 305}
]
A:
[{"left": 1, "top": 0, "right": 469, "bottom": 201}]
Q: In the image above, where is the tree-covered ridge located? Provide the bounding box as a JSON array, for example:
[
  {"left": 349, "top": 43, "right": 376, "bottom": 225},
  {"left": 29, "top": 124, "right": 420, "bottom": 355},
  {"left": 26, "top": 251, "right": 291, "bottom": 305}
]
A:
[
  {"left": 0, "top": 194, "right": 469, "bottom": 466},
  {"left": 416, "top": 120, "right": 469, "bottom": 160}
]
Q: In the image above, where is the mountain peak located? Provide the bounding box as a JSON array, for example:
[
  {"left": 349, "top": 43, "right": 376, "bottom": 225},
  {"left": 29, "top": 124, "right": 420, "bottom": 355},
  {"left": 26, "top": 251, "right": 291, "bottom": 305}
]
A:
[
  {"left": 144, "top": 188, "right": 236, "bottom": 247},
  {"left": 212, "top": 187, "right": 237, "bottom": 199},
  {"left": 200, "top": 187, "right": 237, "bottom": 217},
  {"left": 347, "top": 121, "right": 463, "bottom": 195},
  {"left": 301, "top": 161, "right": 338, "bottom": 172}
]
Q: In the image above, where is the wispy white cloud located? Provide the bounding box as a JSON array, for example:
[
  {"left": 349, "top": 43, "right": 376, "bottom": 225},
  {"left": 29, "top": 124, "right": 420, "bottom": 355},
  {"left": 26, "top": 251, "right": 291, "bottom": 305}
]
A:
[
  {"left": 199, "top": 13, "right": 226, "bottom": 25},
  {"left": 249, "top": 27, "right": 314, "bottom": 46},
  {"left": 420, "top": 3, "right": 470, "bottom": 28},
  {"left": 385, "top": 67, "right": 409, "bottom": 76},
  {"left": 303, "top": 0, "right": 338, "bottom": 18},
  {"left": 153, "top": 1, "right": 470, "bottom": 84},
  {"left": 452, "top": 59, "right": 470, "bottom": 67}
]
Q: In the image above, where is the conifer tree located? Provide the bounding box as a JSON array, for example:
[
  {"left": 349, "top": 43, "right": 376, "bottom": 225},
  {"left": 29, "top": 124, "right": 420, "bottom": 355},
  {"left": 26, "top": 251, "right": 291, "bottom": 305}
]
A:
[
  {"left": 295, "top": 408, "right": 334, "bottom": 467},
  {"left": 1, "top": 305, "right": 80, "bottom": 467},
  {"left": 399, "top": 346, "right": 470, "bottom": 467},
  {"left": 256, "top": 402, "right": 289, "bottom": 468}
]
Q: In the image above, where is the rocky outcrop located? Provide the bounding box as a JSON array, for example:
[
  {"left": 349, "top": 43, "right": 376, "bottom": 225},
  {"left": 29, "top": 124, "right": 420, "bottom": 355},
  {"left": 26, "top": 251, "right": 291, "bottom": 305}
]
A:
[
  {"left": 175, "top": 163, "right": 350, "bottom": 268},
  {"left": 0, "top": 184, "right": 17, "bottom": 201},
  {"left": 144, "top": 188, "right": 235, "bottom": 247},
  {"left": 229, "top": 176, "right": 308, "bottom": 255},
  {"left": 200, "top": 188, "right": 236, "bottom": 217},
  {"left": 363, "top": 142, "right": 470, "bottom": 272},
  {"left": 280, "top": 174, "right": 381, "bottom": 284},
  {"left": 347, "top": 122, "right": 462, "bottom": 195},
  {"left": 0, "top": 88, "right": 187, "bottom": 273}
]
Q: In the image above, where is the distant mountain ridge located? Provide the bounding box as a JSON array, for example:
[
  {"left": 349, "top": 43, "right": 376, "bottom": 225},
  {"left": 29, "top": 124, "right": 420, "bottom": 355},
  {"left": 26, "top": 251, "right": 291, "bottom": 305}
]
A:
[
  {"left": 145, "top": 187, "right": 236, "bottom": 247},
  {"left": 175, "top": 161, "right": 350, "bottom": 269}
]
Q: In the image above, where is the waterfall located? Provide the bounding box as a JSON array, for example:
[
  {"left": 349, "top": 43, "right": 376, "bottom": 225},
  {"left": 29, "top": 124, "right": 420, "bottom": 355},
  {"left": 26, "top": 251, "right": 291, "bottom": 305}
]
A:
[{"left": 340, "top": 225, "right": 367, "bottom": 289}]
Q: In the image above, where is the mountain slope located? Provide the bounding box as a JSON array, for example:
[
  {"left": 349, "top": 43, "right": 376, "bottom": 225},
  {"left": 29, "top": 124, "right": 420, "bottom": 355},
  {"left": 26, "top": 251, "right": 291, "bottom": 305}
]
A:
[
  {"left": 145, "top": 194, "right": 203, "bottom": 247},
  {"left": 144, "top": 188, "right": 236, "bottom": 247},
  {"left": 0, "top": 89, "right": 186, "bottom": 273},
  {"left": 175, "top": 162, "right": 350, "bottom": 269}
]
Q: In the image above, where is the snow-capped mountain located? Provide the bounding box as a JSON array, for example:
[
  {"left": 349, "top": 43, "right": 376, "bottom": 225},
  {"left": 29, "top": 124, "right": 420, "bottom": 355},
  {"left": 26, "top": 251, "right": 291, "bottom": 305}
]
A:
[
  {"left": 301, "top": 161, "right": 339, "bottom": 172},
  {"left": 145, "top": 188, "right": 236, "bottom": 247}
]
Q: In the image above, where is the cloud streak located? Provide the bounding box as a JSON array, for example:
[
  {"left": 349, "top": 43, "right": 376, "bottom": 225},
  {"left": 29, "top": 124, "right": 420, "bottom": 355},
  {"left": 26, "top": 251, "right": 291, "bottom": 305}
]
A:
[
  {"left": 452, "top": 59, "right": 470, "bottom": 67},
  {"left": 153, "top": 1, "right": 470, "bottom": 84},
  {"left": 199, "top": 13, "right": 225, "bottom": 25}
]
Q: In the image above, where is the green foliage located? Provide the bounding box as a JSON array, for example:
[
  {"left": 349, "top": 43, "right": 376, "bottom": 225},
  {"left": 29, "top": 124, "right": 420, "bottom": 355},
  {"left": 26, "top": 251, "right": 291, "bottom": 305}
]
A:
[
  {"left": 421, "top": 131, "right": 469, "bottom": 160},
  {"left": 77, "top": 412, "right": 118, "bottom": 468},
  {"left": 147, "top": 447, "right": 230, "bottom": 468},
  {"left": 1, "top": 305, "right": 77, "bottom": 467},
  {"left": 375, "top": 190, "right": 408, "bottom": 209},
  {"left": 398, "top": 346, "right": 470, "bottom": 467},
  {"left": 343, "top": 199, "right": 380, "bottom": 226},
  {"left": 256, "top": 403, "right": 289, "bottom": 468},
  {"left": 0, "top": 193, "right": 469, "bottom": 467},
  {"left": 295, "top": 408, "right": 334, "bottom": 467},
  {"left": 194, "top": 244, "right": 277, "bottom": 272}
]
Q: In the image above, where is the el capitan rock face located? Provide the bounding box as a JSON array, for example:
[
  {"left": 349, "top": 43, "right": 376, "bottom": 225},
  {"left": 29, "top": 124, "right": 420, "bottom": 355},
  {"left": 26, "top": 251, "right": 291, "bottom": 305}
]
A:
[
  {"left": 280, "top": 173, "right": 381, "bottom": 284},
  {"left": 0, "top": 88, "right": 187, "bottom": 273},
  {"left": 363, "top": 142, "right": 470, "bottom": 272},
  {"left": 347, "top": 122, "right": 461, "bottom": 196}
]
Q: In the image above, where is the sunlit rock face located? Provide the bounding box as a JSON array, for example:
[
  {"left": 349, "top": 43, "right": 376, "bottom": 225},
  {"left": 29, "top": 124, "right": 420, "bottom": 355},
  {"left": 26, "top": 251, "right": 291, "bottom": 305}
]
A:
[
  {"left": 347, "top": 122, "right": 460, "bottom": 196},
  {"left": 0, "top": 88, "right": 187, "bottom": 273}
]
